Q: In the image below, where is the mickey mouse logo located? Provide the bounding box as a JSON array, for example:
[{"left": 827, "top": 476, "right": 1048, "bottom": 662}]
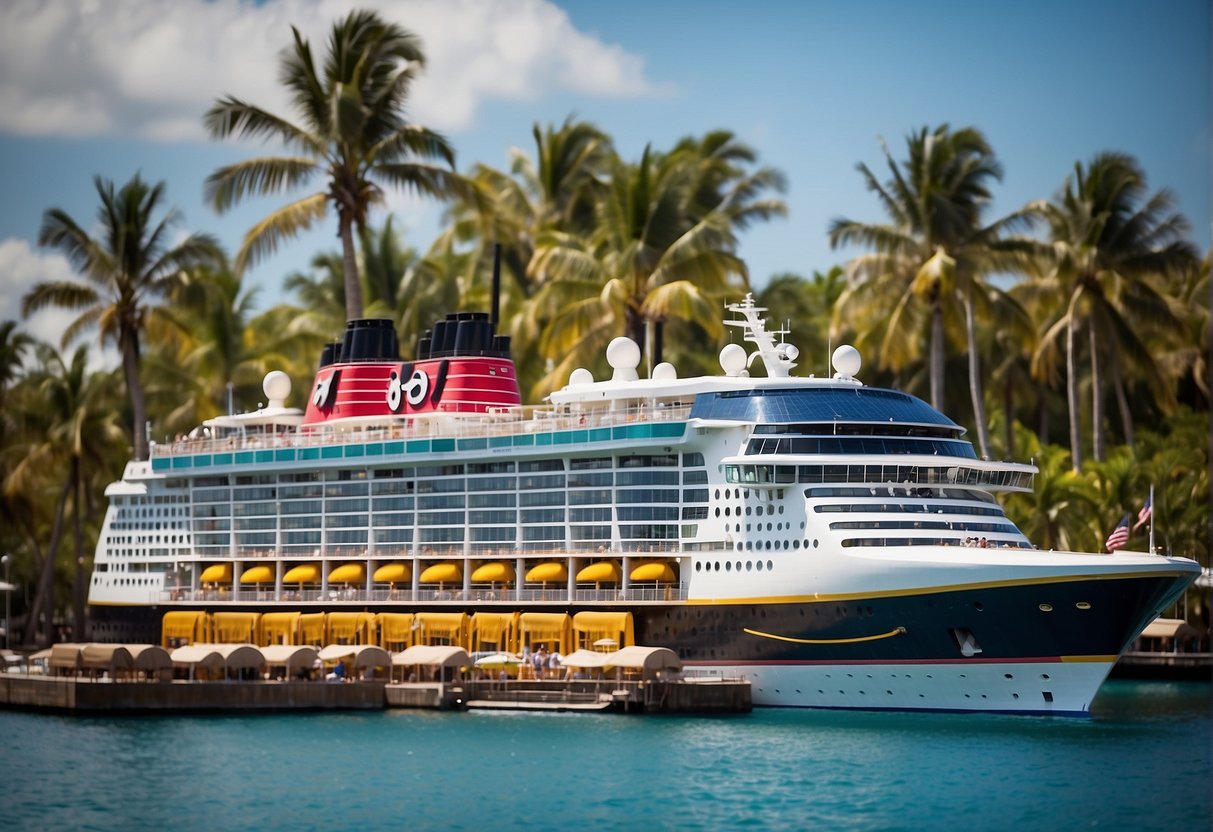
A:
[
  {"left": 387, "top": 365, "right": 429, "bottom": 412},
  {"left": 312, "top": 370, "right": 339, "bottom": 408}
]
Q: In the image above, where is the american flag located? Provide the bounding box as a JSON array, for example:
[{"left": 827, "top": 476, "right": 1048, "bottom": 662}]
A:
[
  {"left": 1105, "top": 514, "right": 1131, "bottom": 551},
  {"left": 1133, "top": 494, "right": 1152, "bottom": 531}
]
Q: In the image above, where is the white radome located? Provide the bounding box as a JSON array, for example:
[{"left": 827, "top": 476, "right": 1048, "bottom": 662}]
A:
[
  {"left": 263, "top": 371, "right": 292, "bottom": 406},
  {"left": 831, "top": 344, "right": 862, "bottom": 378},
  {"left": 569, "top": 368, "right": 594, "bottom": 386},
  {"left": 719, "top": 343, "right": 747, "bottom": 376}
]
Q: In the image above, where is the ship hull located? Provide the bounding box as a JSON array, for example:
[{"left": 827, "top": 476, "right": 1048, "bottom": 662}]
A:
[{"left": 89, "top": 568, "right": 1192, "bottom": 714}]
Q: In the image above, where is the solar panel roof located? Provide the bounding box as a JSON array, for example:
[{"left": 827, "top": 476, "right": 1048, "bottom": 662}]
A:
[{"left": 688, "top": 386, "right": 958, "bottom": 427}]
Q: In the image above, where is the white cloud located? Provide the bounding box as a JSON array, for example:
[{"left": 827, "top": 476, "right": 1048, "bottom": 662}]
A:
[
  {"left": 0, "top": 0, "right": 656, "bottom": 141},
  {"left": 0, "top": 238, "right": 89, "bottom": 349}
]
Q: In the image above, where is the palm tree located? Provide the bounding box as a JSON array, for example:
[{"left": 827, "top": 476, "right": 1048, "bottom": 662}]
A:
[
  {"left": 205, "top": 9, "right": 463, "bottom": 321},
  {"left": 1029, "top": 152, "right": 1197, "bottom": 469},
  {"left": 23, "top": 175, "right": 221, "bottom": 461},
  {"left": 0, "top": 322, "right": 33, "bottom": 397},
  {"left": 7, "top": 345, "right": 123, "bottom": 644},
  {"left": 530, "top": 137, "right": 785, "bottom": 395},
  {"left": 830, "top": 125, "right": 1035, "bottom": 458}
]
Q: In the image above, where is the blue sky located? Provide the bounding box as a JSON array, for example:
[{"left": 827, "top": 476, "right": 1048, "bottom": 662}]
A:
[{"left": 0, "top": 0, "right": 1208, "bottom": 347}]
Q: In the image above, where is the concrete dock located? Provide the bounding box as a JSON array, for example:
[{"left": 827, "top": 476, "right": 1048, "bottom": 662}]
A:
[{"left": 0, "top": 672, "right": 750, "bottom": 714}]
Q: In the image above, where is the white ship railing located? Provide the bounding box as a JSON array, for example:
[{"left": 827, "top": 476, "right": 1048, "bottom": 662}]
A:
[
  {"left": 159, "top": 584, "right": 689, "bottom": 605},
  {"left": 151, "top": 402, "right": 694, "bottom": 459}
]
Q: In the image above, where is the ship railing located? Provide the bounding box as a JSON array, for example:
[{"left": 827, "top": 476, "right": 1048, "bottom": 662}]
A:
[
  {"left": 159, "top": 583, "right": 689, "bottom": 605},
  {"left": 151, "top": 402, "right": 693, "bottom": 458}
]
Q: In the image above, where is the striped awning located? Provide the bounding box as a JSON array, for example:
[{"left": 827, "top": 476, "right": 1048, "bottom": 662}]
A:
[
  {"left": 630, "top": 561, "right": 677, "bottom": 582},
  {"left": 576, "top": 561, "right": 621, "bottom": 583},
  {"left": 419, "top": 562, "right": 462, "bottom": 584},
  {"left": 525, "top": 562, "right": 567, "bottom": 583},
  {"left": 239, "top": 565, "right": 274, "bottom": 584},
  {"left": 282, "top": 564, "right": 319, "bottom": 584},
  {"left": 329, "top": 563, "right": 365, "bottom": 584},
  {"left": 471, "top": 562, "right": 515, "bottom": 583},
  {"left": 373, "top": 562, "right": 411, "bottom": 583},
  {"left": 199, "top": 563, "right": 232, "bottom": 583}
]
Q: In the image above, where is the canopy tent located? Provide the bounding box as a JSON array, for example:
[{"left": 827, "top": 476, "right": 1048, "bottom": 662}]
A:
[
  {"left": 49, "top": 643, "right": 85, "bottom": 671},
  {"left": 170, "top": 643, "right": 265, "bottom": 673},
  {"left": 519, "top": 612, "right": 572, "bottom": 655},
  {"left": 376, "top": 613, "right": 415, "bottom": 650},
  {"left": 473, "top": 652, "right": 521, "bottom": 668},
  {"left": 470, "top": 562, "right": 515, "bottom": 583},
  {"left": 560, "top": 648, "right": 610, "bottom": 669},
  {"left": 576, "top": 560, "right": 621, "bottom": 584},
  {"left": 470, "top": 611, "right": 519, "bottom": 653},
  {"left": 328, "top": 563, "right": 365, "bottom": 584},
  {"left": 630, "top": 561, "right": 678, "bottom": 582},
  {"left": 525, "top": 562, "right": 567, "bottom": 583},
  {"left": 81, "top": 644, "right": 134, "bottom": 672},
  {"left": 129, "top": 645, "right": 172, "bottom": 674},
  {"left": 373, "top": 562, "right": 411, "bottom": 583},
  {"left": 326, "top": 611, "right": 376, "bottom": 645},
  {"left": 239, "top": 565, "right": 275, "bottom": 584},
  {"left": 212, "top": 612, "right": 260, "bottom": 643},
  {"left": 318, "top": 643, "right": 391, "bottom": 670},
  {"left": 282, "top": 564, "right": 320, "bottom": 584},
  {"left": 161, "top": 611, "right": 210, "bottom": 647},
  {"left": 199, "top": 563, "right": 232, "bottom": 583},
  {"left": 1140, "top": 618, "right": 1201, "bottom": 641},
  {"left": 604, "top": 646, "right": 682, "bottom": 678},
  {"left": 260, "top": 644, "right": 318, "bottom": 676},
  {"left": 419, "top": 562, "right": 462, "bottom": 584},
  {"left": 392, "top": 645, "right": 470, "bottom": 668},
  {"left": 572, "top": 611, "right": 635, "bottom": 651},
  {"left": 259, "top": 612, "right": 302, "bottom": 646},
  {"left": 413, "top": 611, "right": 469, "bottom": 646}
]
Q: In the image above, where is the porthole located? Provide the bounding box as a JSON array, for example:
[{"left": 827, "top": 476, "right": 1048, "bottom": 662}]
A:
[
  {"left": 695, "top": 562, "right": 702, "bottom": 572},
  {"left": 725, "top": 561, "right": 732, "bottom": 571},
  {"left": 766, "top": 560, "right": 773, "bottom": 570},
  {"left": 1038, "top": 603, "right": 1053, "bottom": 612},
  {"left": 746, "top": 561, "right": 753, "bottom": 571},
  {"left": 813, "top": 539, "right": 819, "bottom": 548},
  {"left": 793, "top": 540, "right": 800, "bottom": 549},
  {"left": 1076, "top": 602, "right": 1091, "bottom": 610},
  {"left": 756, "top": 561, "right": 763, "bottom": 572}
]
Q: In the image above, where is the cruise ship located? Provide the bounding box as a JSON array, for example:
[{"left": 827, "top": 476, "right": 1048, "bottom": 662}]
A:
[{"left": 87, "top": 295, "right": 1199, "bottom": 714}]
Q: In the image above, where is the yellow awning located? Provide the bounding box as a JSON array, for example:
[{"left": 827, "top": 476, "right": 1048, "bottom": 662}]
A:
[
  {"left": 239, "top": 565, "right": 274, "bottom": 584},
  {"left": 525, "top": 562, "right": 567, "bottom": 583},
  {"left": 471, "top": 562, "right": 515, "bottom": 583},
  {"left": 630, "top": 561, "right": 677, "bottom": 582},
  {"left": 161, "top": 611, "right": 208, "bottom": 647},
  {"left": 328, "top": 563, "right": 365, "bottom": 584},
  {"left": 576, "top": 560, "right": 621, "bottom": 583},
  {"left": 282, "top": 564, "right": 319, "bottom": 584},
  {"left": 199, "top": 563, "right": 232, "bottom": 583},
  {"left": 213, "top": 612, "right": 260, "bottom": 643},
  {"left": 419, "top": 563, "right": 462, "bottom": 584},
  {"left": 373, "top": 562, "right": 411, "bottom": 583}
]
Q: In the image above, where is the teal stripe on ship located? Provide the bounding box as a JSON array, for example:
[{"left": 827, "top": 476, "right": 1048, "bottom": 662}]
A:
[{"left": 150, "top": 422, "right": 688, "bottom": 472}]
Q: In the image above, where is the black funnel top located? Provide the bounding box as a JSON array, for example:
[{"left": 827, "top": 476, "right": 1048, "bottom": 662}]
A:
[{"left": 340, "top": 319, "right": 400, "bottom": 363}]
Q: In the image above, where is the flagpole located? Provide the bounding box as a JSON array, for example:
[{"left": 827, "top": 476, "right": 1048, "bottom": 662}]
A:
[{"left": 1148, "top": 483, "right": 1155, "bottom": 555}]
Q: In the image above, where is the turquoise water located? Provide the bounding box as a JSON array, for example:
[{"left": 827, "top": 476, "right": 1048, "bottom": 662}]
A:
[{"left": 1, "top": 681, "right": 1208, "bottom": 831}]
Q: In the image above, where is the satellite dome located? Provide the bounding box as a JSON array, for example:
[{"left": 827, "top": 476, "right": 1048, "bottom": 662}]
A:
[
  {"left": 569, "top": 368, "right": 594, "bottom": 386},
  {"left": 263, "top": 371, "right": 292, "bottom": 407},
  {"left": 831, "top": 345, "right": 862, "bottom": 378},
  {"left": 720, "top": 343, "right": 747, "bottom": 376},
  {"left": 652, "top": 362, "right": 677, "bottom": 381},
  {"left": 607, "top": 337, "right": 641, "bottom": 381}
]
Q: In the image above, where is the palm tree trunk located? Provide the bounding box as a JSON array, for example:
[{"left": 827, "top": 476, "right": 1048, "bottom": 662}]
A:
[
  {"left": 72, "top": 458, "right": 87, "bottom": 641},
  {"left": 1089, "top": 325, "right": 1104, "bottom": 462},
  {"left": 930, "top": 301, "right": 945, "bottom": 411},
  {"left": 1111, "top": 356, "right": 1134, "bottom": 447},
  {"left": 963, "top": 292, "right": 991, "bottom": 458},
  {"left": 123, "top": 335, "right": 148, "bottom": 462},
  {"left": 1066, "top": 311, "right": 1083, "bottom": 471},
  {"left": 24, "top": 475, "right": 72, "bottom": 647},
  {"left": 340, "top": 213, "right": 363, "bottom": 321},
  {"left": 1003, "top": 375, "right": 1015, "bottom": 458}
]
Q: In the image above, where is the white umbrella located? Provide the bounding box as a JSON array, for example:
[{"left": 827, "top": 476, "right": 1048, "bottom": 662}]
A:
[{"left": 592, "top": 638, "right": 618, "bottom": 650}]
